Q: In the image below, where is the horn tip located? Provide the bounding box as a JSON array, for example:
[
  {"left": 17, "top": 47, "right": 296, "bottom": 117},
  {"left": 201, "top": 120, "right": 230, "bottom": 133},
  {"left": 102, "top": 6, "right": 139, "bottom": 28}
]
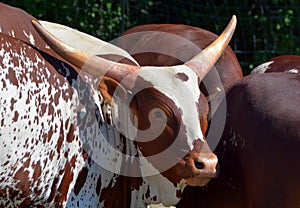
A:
[
  {"left": 31, "top": 19, "right": 39, "bottom": 26},
  {"left": 230, "top": 15, "right": 237, "bottom": 27}
]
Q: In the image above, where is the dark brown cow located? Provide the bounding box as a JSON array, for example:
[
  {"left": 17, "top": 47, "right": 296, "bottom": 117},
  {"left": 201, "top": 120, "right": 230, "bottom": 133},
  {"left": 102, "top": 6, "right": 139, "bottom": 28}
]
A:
[
  {"left": 251, "top": 55, "right": 300, "bottom": 74},
  {"left": 177, "top": 72, "right": 300, "bottom": 208},
  {"left": 117, "top": 24, "right": 243, "bottom": 96}
]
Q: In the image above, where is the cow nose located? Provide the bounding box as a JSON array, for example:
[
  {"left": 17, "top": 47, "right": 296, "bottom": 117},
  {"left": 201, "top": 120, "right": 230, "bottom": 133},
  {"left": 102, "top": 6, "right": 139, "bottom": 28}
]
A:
[{"left": 194, "top": 153, "right": 218, "bottom": 178}]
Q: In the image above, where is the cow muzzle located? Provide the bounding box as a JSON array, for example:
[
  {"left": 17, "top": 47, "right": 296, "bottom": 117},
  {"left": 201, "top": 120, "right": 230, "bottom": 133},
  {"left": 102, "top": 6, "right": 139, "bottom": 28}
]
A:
[
  {"left": 184, "top": 140, "right": 219, "bottom": 186},
  {"left": 185, "top": 153, "right": 218, "bottom": 186}
]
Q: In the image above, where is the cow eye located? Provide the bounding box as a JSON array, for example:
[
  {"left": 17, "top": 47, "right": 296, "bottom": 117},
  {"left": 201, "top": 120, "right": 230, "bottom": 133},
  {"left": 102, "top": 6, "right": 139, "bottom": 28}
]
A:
[
  {"left": 150, "top": 108, "right": 168, "bottom": 125},
  {"left": 151, "top": 108, "right": 166, "bottom": 119},
  {"left": 154, "top": 110, "right": 163, "bottom": 118}
]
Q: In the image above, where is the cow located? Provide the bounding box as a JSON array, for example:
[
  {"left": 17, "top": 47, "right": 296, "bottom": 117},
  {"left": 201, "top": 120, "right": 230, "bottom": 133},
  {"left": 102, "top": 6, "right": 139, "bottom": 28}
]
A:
[
  {"left": 177, "top": 72, "right": 300, "bottom": 208},
  {"left": 0, "top": 4, "right": 237, "bottom": 208},
  {"left": 251, "top": 55, "right": 300, "bottom": 74},
  {"left": 116, "top": 23, "right": 243, "bottom": 97}
]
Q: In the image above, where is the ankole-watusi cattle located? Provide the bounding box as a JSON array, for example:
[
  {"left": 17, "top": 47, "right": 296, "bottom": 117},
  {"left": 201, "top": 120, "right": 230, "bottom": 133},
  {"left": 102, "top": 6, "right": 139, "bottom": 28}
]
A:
[
  {"left": 177, "top": 72, "right": 300, "bottom": 208},
  {"left": 0, "top": 3, "right": 237, "bottom": 207},
  {"left": 116, "top": 23, "right": 243, "bottom": 97},
  {"left": 251, "top": 55, "right": 300, "bottom": 74}
]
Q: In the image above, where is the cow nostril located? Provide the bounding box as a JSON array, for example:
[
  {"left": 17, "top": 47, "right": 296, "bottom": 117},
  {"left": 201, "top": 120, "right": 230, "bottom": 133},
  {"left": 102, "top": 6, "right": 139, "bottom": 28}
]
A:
[{"left": 194, "top": 161, "right": 205, "bottom": 169}]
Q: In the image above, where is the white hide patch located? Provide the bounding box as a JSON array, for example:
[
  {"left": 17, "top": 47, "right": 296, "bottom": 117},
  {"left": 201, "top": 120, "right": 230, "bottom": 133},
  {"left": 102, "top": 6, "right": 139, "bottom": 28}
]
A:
[
  {"left": 141, "top": 174, "right": 185, "bottom": 207},
  {"left": 23, "top": 30, "right": 35, "bottom": 45},
  {"left": 8, "top": 30, "right": 15, "bottom": 37},
  {"left": 251, "top": 61, "right": 274, "bottom": 74},
  {"left": 286, "top": 68, "right": 298, "bottom": 74}
]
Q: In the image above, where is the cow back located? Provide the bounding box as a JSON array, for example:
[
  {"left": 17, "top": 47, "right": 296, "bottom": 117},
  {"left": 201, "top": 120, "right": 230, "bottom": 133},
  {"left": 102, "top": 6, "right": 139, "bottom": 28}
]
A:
[
  {"left": 0, "top": 3, "right": 48, "bottom": 48},
  {"left": 251, "top": 55, "right": 300, "bottom": 74}
]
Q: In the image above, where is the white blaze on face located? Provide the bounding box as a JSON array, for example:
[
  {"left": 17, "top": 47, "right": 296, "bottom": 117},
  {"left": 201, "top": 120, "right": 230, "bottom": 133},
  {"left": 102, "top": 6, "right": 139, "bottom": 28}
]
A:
[{"left": 139, "top": 65, "right": 204, "bottom": 150}]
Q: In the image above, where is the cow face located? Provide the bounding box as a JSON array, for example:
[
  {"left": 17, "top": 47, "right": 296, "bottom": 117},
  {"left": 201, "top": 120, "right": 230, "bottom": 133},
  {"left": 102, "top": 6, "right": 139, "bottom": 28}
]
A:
[
  {"left": 32, "top": 16, "right": 236, "bottom": 186},
  {"left": 126, "top": 65, "right": 217, "bottom": 186}
]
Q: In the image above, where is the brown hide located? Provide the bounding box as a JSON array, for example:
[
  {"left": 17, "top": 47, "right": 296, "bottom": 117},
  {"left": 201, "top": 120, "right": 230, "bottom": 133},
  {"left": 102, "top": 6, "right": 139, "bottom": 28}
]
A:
[
  {"left": 264, "top": 55, "right": 300, "bottom": 73},
  {"left": 118, "top": 24, "right": 243, "bottom": 96},
  {"left": 177, "top": 73, "right": 300, "bottom": 208},
  {"left": 0, "top": 3, "right": 48, "bottom": 48}
]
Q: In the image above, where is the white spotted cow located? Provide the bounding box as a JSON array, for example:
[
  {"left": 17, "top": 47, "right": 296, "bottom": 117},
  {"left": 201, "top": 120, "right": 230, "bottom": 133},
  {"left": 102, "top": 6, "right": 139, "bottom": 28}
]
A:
[{"left": 0, "top": 3, "right": 237, "bottom": 208}]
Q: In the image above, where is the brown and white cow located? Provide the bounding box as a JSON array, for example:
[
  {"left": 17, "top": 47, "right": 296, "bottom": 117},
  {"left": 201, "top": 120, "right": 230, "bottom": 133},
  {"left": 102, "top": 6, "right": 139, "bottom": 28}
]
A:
[
  {"left": 177, "top": 72, "right": 300, "bottom": 208},
  {"left": 251, "top": 55, "right": 300, "bottom": 74},
  {"left": 0, "top": 4, "right": 237, "bottom": 207}
]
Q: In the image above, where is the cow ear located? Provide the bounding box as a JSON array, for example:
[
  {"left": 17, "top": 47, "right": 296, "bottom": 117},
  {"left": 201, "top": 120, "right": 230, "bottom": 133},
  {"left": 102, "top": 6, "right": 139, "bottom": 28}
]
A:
[
  {"left": 98, "top": 77, "right": 128, "bottom": 104},
  {"left": 199, "top": 93, "right": 209, "bottom": 136}
]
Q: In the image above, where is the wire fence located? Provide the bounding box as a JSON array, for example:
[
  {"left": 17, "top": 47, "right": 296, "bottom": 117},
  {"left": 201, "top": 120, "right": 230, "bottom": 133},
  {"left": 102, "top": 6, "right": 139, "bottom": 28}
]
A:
[
  {"left": 125, "top": 0, "right": 300, "bottom": 74},
  {"left": 3, "top": 0, "right": 300, "bottom": 74}
]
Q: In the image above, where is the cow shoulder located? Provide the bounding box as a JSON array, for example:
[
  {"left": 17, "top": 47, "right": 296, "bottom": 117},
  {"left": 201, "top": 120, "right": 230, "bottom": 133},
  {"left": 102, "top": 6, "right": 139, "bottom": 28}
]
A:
[{"left": 226, "top": 73, "right": 300, "bottom": 140}]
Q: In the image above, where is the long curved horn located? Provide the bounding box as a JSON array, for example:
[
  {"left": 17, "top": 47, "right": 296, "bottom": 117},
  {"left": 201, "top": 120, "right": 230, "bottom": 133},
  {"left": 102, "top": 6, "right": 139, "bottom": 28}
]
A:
[
  {"left": 185, "top": 15, "right": 237, "bottom": 80},
  {"left": 32, "top": 20, "right": 140, "bottom": 89}
]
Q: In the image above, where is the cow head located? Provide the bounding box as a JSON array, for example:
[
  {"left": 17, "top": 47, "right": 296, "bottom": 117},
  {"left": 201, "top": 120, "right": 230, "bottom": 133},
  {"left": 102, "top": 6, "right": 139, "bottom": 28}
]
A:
[{"left": 32, "top": 16, "right": 236, "bottom": 187}]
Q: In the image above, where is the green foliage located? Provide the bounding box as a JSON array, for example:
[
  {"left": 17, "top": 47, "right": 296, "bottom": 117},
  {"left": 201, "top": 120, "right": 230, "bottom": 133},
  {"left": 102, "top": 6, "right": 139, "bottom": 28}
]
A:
[
  {"left": 2, "top": 0, "right": 300, "bottom": 74},
  {"left": 2, "top": 0, "right": 125, "bottom": 40},
  {"left": 249, "top": 1, "right": 300, "bottom": 73}
]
